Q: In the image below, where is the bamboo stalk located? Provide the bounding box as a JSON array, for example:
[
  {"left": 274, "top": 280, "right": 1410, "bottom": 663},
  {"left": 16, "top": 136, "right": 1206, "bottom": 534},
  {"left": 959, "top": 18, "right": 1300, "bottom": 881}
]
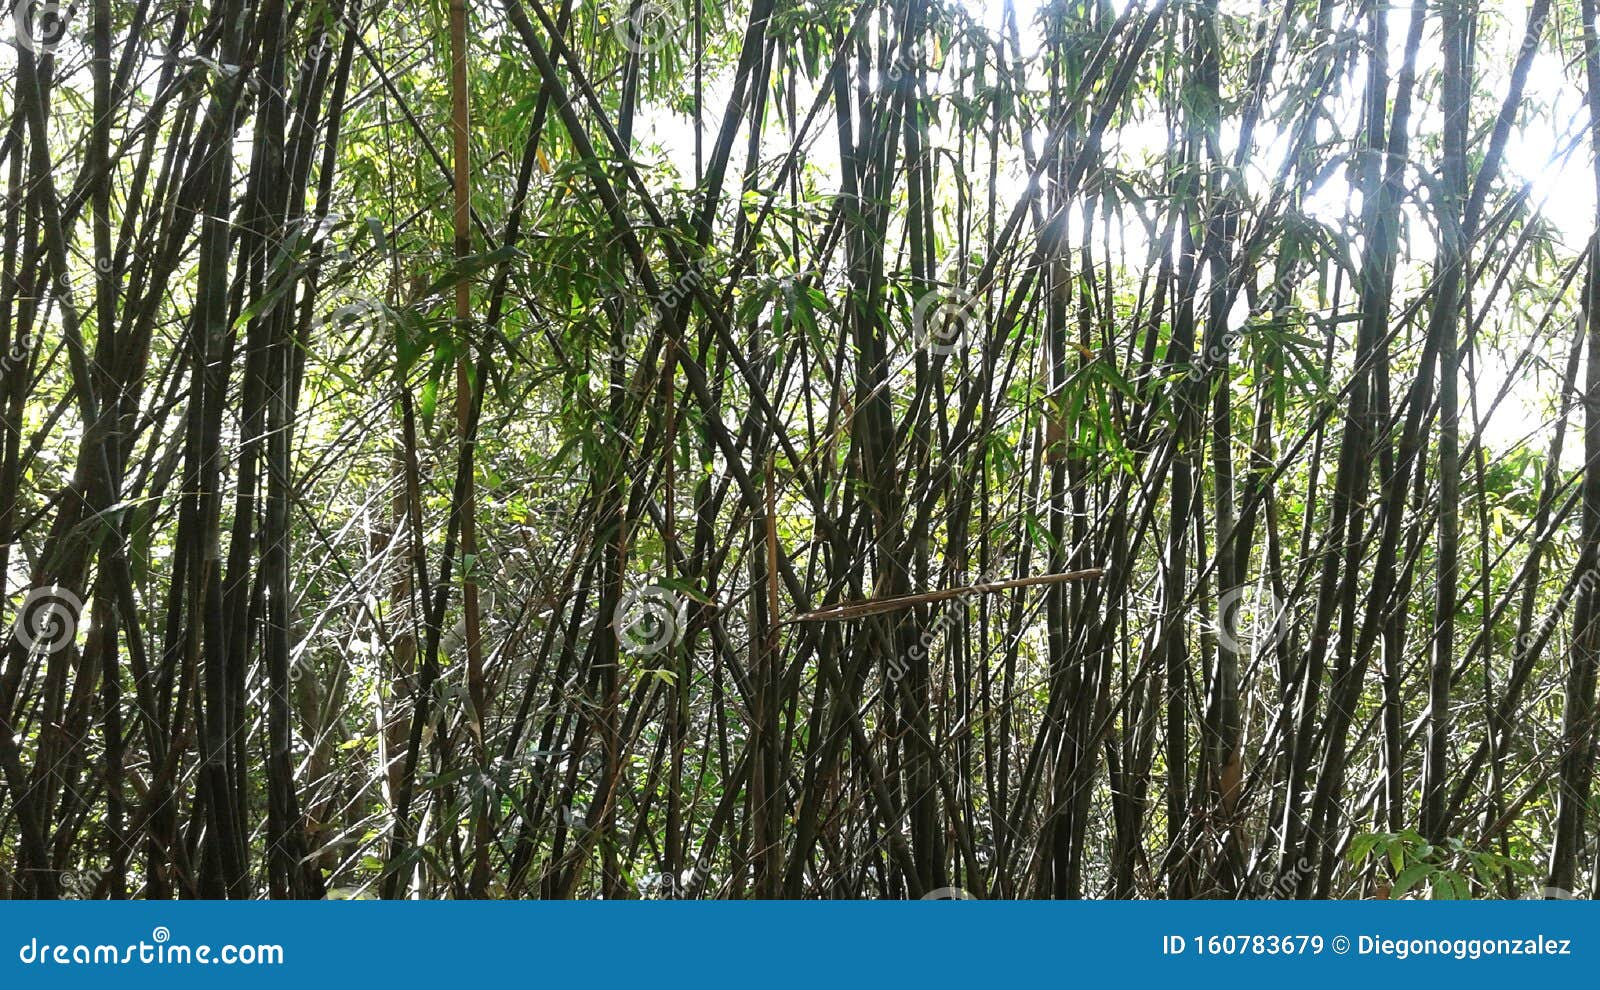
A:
[{"left": 792, "top": 568, "right": 1106, "bottom": 623}]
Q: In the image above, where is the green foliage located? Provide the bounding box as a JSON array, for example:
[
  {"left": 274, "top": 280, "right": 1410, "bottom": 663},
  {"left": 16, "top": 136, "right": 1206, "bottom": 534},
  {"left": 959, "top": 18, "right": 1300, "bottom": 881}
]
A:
[{"left": 1350, "top": 830, "right": 1539, "bottom": 900}]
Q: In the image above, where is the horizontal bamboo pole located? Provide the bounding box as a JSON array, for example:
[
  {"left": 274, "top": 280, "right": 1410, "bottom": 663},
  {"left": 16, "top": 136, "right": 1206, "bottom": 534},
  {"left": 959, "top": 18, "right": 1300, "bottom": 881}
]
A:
[{"left": 792, "top": 568, "right": 1106, "bottom": 623}]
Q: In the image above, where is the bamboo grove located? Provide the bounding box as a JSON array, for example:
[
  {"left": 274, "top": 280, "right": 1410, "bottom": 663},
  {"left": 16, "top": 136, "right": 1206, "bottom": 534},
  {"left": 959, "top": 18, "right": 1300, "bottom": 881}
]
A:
[{"left": 2, "top": 0, "right": 1599, "bottom": 899}]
